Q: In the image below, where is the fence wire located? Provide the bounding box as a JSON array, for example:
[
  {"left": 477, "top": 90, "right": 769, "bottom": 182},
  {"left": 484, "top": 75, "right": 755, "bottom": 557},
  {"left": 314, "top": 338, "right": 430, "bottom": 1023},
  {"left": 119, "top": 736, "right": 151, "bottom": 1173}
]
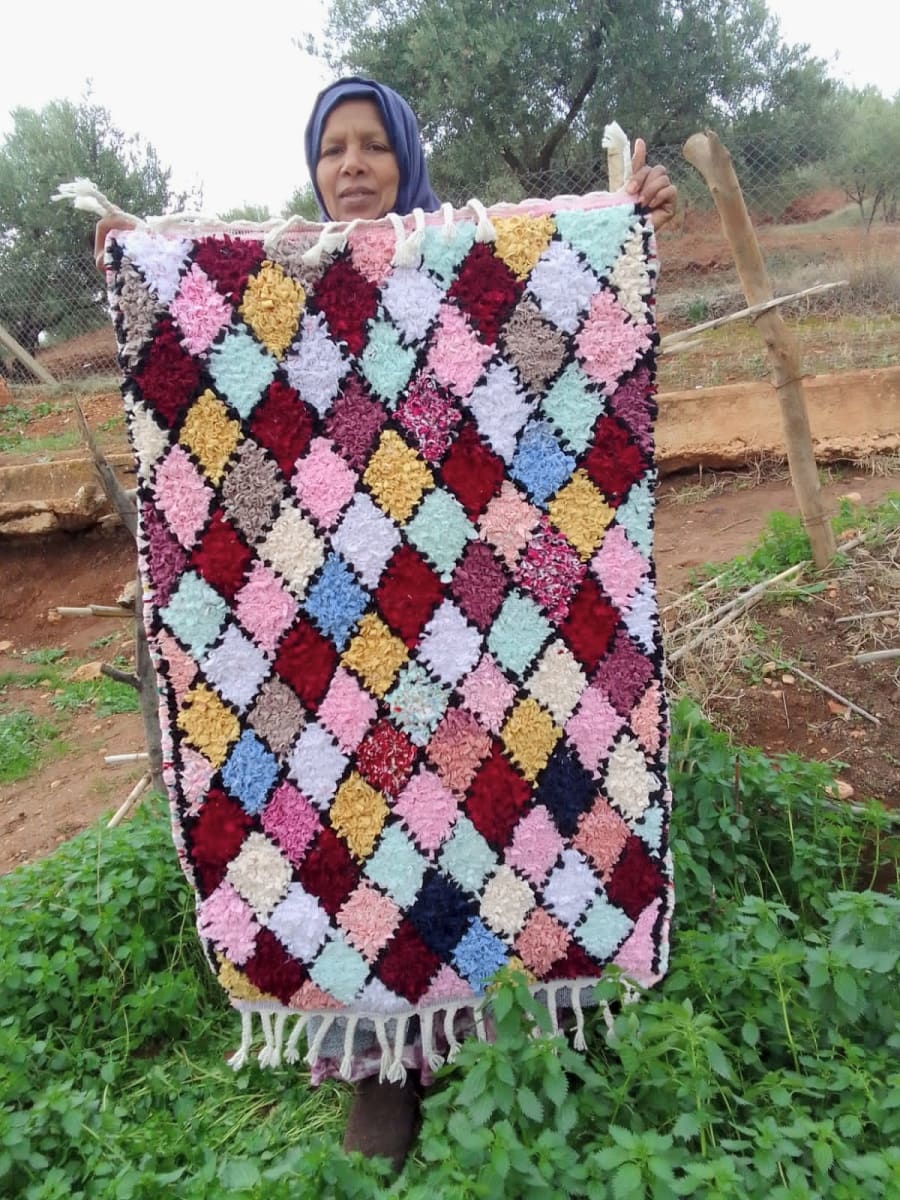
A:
[{"left": 1, "top": 141, "right": 897, "bottom": 393}]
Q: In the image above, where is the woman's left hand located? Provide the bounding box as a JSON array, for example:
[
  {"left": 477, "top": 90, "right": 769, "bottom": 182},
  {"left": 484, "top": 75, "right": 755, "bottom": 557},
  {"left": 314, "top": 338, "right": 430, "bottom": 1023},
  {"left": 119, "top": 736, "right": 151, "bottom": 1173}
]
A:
[{"left": 627, "top": 138, "right": 678, "bottom": 231}]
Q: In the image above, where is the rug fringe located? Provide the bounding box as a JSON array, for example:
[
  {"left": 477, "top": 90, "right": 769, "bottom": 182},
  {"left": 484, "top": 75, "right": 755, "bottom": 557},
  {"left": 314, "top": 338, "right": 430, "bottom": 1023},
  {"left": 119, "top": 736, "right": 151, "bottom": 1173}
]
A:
[{"left": 230, "top": 980, "right": 641, "bottom": 1073}]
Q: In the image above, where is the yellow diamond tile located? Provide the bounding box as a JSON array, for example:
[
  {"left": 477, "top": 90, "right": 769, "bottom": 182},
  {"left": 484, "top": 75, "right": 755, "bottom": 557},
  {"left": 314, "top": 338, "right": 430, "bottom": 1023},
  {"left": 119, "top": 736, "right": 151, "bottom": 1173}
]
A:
[
  {"left": 177, "top": 684, "right": 240, "bottom": 767},
  {"left": 363, "top": 430, "right": 434, "bottom": 522},
  {"left": 501, "top": 698, "right": 561, "bottom": 782},
  {"left": 179, "top": 388, "right": 241, "bottom": 484},
  {"left": 217, "top": 955, "right": 269, "bottom": 1001},
  {"left": 330, "top": 772, "right": 389, "bottom": 861},
  {"left": 240, "top": 260, "right": 305, "bottom": 359},
  {"left": 547, "top": 469, "right": 615, "bottom": 561},
  {"left": 492, "top": 215, "right": 556, "bottom": 280},
  {"left": 342, "top": 613, "right": 409, "bottom": 697}
]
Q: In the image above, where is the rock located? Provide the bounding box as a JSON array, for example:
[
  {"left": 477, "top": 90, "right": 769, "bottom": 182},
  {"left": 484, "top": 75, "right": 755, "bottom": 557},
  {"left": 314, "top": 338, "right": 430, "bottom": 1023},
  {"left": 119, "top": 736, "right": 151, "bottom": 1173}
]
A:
[
  {"left": 117, "top": 579, "right": 138, "bottom": 607},
  {"left": 69, "top": 661, "right": 103, "bottom": 682},
  {"left": 50, "top": 779, "right": 63, "bottom": 791},
  {"left": 46, "top": 608, "right": 61, "bottom": 623},
  {"left": 826, "top": 780, "right": 855, "bottom": 801},
  {"left": 0, "top": 639, "right": 12, "bottom": 653},
  {"left": 781, "top": 673, "right": 796, "bottom": 685},
  {"left": 761, "top": 661, "right": 778, "bottom": 676},
  {"left": 840, "top": 492, "right": 863, "bottom": 504}
]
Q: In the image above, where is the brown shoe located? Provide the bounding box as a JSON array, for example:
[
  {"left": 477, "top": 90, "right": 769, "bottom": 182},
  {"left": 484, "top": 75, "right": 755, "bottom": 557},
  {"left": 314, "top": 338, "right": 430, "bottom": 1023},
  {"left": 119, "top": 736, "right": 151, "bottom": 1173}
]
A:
[{"left": 342, "top": 1073, "right": 420, "bottom": 1170}]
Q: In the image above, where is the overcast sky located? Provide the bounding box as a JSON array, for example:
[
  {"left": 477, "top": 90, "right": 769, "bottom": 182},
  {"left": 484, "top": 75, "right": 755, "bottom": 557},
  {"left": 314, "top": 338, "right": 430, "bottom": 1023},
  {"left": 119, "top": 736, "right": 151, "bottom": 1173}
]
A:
[{"left": 1, "top": 0, "right": 896, "bottom": 216}]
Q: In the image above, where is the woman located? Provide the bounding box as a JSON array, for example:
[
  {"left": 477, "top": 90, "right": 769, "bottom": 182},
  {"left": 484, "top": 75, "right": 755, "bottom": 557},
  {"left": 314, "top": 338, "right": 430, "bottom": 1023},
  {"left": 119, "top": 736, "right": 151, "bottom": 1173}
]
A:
[{"left": 94, "top": 76, "right": 677, "bottom": 1171}]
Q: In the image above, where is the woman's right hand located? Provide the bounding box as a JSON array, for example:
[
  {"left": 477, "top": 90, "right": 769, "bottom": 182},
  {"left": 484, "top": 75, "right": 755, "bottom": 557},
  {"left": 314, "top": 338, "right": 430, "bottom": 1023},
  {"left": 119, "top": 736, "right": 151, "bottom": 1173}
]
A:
[{"left": 94, "top": 214, "right": 138, "bottom": 273}]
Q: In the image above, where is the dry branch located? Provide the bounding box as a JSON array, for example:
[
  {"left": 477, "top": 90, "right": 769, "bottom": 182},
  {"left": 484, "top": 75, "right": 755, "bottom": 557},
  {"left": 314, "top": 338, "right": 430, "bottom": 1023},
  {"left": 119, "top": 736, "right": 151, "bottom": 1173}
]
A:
[
  {"left": 100, "top": 663, "right": 141, "bottom": 690},
  {"left": 774, "top": 661, "right": 880, "bottom": 725},
  {"left": 56, "top": 604, "right": 134, "bottom": 618},
  {"left": 659, "top": 280, "right": 848, "bottom": 353},
  {"left": 853, "top": 648, "right": 900, "bottom": 664},
  {"left": 107, "top": 772, "right": 152, "bottom": 829},
  {"left": 73, "top": 400, "right": 137, "bottom": 538},
  {"left": 670, "top": 562, "right": 807, "bottom": 643},
  {"left": 836, "top": 609, "right": 897, "bottom": 624},
  {"left": 104, "top": 752, "right": 149, "bottom": 765}
]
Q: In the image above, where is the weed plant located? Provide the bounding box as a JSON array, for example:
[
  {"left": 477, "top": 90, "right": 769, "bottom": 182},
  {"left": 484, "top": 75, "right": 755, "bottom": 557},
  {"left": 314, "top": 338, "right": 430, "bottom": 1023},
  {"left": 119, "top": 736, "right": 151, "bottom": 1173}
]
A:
[
  {"left": 1, "top": 700, "right": 897, "bottom": 1198},
  {"left": 700, "top": 492, "right": 900, "bottom": 591}
]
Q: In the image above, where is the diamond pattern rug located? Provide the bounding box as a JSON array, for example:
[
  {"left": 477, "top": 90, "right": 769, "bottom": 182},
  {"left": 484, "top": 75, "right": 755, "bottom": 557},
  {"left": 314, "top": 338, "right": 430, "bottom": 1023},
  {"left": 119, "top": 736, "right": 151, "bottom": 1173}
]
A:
[{"left": 106, "top": 195, "right": 673, "bottom": 1070}]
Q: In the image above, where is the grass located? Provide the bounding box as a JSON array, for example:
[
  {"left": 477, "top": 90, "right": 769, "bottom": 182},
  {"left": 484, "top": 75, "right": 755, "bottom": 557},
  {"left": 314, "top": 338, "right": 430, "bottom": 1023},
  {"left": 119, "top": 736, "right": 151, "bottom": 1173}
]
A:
[
  {"left": 0, "top": 651, "right": 140, "bottom": 784},
  {"left": 0, "top": 702, "right": 897, "bottom": 1198}
]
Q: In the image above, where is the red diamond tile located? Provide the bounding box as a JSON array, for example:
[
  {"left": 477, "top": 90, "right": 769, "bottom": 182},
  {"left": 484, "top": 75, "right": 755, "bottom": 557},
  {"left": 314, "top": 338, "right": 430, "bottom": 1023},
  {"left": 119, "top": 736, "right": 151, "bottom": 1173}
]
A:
[
  {"left": 604, "top": 836, "right": 665, "bottom": 920},
  {"left": 192, "top": 235, "right": 264, "bottom": 302},
  {"left": 134, "top": 317, "right": 201, "bottom": 427},
  {"left": 274, "top": 617, "right": 338, "bottom": 712},
  {"left": 447, "top": 243, "right": 523, "bottom": 346},
  {"left": 325, "top": 375, "right": 387, "bottom": 471},
  {"left": 298, "top": 827, "right": 361, "bottom": 915},
  {"left": 376, "top": 544, "right": 444, "bottom": 648},
  {"left": 243, "top": 927, "right": 306, "bottom": 1003},
  {"left": 376, "top": 919, "right": 442, "bottom": 1002},
  {"left": 559, "top": 576, "right": 619, "bottom": 673},
  {"left": 465, "top": 744, "right": 531, "bottom": 849},
  {"left": 440, "top": 421, "right": 506, "bottom": 519},
  {"left": 547, "top": 941, "right": 602, "bottom": 981},
  {"left": 249, "top": 380, "right": 314, "bottom": 479},
  {"left": 187, "top": 788, "right": 254, "bottom": 898},
  {"left": 190, "top": 508, "right": 252, "bottom": 601},
  {"left": 314, "top": 259, "right": 379, "bottom": 356},
  {"left": 582, "top": 417, "right": 646, "bottom": 506}
]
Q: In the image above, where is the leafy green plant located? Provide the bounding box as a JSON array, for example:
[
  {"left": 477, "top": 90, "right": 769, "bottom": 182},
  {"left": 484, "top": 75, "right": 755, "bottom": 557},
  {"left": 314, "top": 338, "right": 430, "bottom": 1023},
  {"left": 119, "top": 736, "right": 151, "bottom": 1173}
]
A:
[
  {"left": 0, "top": 709, "right": 62, "bottom": 783},
  {"left": 0, "top": 704, "right": 897, "bottom": 1198}
]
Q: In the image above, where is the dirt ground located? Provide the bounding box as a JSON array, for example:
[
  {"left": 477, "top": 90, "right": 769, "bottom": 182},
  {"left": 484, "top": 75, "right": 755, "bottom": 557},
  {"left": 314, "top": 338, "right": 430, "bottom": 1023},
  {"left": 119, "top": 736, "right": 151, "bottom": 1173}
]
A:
[{"left": 1, "top": 464, "right": 897, "bottom": 875}]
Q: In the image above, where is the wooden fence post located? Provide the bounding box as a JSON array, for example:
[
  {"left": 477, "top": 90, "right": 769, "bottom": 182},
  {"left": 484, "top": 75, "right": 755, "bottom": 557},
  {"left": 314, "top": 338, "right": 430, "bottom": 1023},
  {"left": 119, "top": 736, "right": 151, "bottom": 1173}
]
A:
[
  {"left": 682, "top": 131, "right": 837, "bottom": 569},
  {"left": 0, "top": 321, "right": 58, "bottom": 387}
]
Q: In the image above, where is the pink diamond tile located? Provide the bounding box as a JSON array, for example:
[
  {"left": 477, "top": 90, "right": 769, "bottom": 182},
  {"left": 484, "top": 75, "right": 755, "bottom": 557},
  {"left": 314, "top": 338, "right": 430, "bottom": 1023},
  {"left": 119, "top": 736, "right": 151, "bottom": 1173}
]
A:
[
  {"left": 170, "top": 263, "right": 232, "bottom": 355},
  {"left": 478, "top": 481, "right": 540, "bottom": 570},
  {"left": 566, "top": 687, "right": 624, "bottom": 772},
  {"left": 234, "top": 562, "right": 298, "bottom": 654},
  {"left": 292, "top": 437, "right": 357, "bottom": 530},
  {"left": 261, "top": 781, "right": 321, "bottom": 867},
  {"left": 458, "top": 654, "right": 517, "bottom": 733},
  {"left": 591, "top": 525, "right": 649, "bottom": 610},
  {"left": 505, "top": 805, "right": 564, "bottom": 885},
  {"left": 317, "top": 667, "right": 378, "bottom": 752},
  {"left": 394, "top": 768, "right": 459, "bottom": 854},
  {"left": 153, "top": 445, "right": 213, "bottom": 548},
  {"left": 572, "top": 797, "right": 630, "bottom": 879},
  {"left": 337, "top": 881, "right": 402, "bottom": 962},
  {"left": 427, "top": 305, "right": 492, "bottom": 399}
]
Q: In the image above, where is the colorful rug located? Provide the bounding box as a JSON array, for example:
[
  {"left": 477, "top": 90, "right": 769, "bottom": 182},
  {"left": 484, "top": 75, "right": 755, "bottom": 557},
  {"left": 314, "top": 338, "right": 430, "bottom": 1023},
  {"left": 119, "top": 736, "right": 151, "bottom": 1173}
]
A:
[{"left": 104, "top": 195, "right": 673, "bottom": 1074}]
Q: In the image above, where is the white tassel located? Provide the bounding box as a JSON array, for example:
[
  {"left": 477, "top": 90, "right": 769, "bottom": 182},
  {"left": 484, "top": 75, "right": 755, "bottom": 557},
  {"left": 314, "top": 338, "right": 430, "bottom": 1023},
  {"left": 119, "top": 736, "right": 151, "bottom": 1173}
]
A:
[
  {"left": 602, "top": 121, "right": 633, "bottom": 189},
  {"left": 601, "top": 1001, "right": 617, "bottom": 1040},
  {"left": 257, "top": 1010, "right": 276, "bottom": 1067},
  {"left": 52, "top": 179, "right": 125, "bottom": 220},
  {"left": 440, "top": 202, "right": 457, "bottom": 241},
  {"left": 572, "top": 988, "right": 587, "bottom": 1052},
  {"left": 421, "top": 1009, "right": 444, "bottom": 1072},
  {"left": 387, "top": 1015, "right": 410, "bottom": 1084},
  {"left": 339, "top": 1014, "right": 360, "bottom": 1081},
  {"left": 392, "top": 207, "right": 426, "bottom": 268},
  {"left": 227, "top": 1010, "right": 254, "bottom": 1071},
  {"left": 263, "top": 213, "right": 308, "bottom": 254},
  {"left": 443, "top": 1006, "right": 461, "bottom": 1062},
  {"left": 373, "top": 1017, "right": 391, "bottom": 1083},
  {"left": 302, "top": 222, "right": 347, "bottom": 266},
  {"left": 467, "top": 198, "right": 496, "bottom": 244},
  {"left": 305, "top": 1015, "right": 335, "bottom": 1067},
  {"left": 284, "top": 1014, "right": 308, "bottom": 1065},
  {"left": 546, "top": 985, "right": 561, "bottom": 1037},
  {"left": 270, "top": 1011, "right": 287, "bottom": 1069}
]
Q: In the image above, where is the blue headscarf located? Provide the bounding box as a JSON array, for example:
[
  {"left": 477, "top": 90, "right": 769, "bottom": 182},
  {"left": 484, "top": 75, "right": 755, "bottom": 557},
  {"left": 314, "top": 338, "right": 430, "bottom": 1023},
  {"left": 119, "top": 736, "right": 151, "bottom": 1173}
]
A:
[{"left": 304, "top": 77, "right": 440, "bottom": 220}]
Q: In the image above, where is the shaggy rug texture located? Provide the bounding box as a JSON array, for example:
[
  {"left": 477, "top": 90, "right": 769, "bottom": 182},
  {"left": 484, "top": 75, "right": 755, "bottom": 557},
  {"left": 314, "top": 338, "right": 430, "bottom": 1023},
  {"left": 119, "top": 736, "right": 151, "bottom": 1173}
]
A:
[{"left": 105, "top": 194, "right": 672, "bottom": 1074}]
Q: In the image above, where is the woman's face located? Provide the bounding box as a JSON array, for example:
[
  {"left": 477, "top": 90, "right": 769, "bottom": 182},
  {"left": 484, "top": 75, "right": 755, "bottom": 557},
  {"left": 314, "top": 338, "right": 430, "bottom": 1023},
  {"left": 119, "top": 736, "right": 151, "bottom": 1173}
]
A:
[{"left": 315, "top": 99, "right": 400, "bottom": 222}]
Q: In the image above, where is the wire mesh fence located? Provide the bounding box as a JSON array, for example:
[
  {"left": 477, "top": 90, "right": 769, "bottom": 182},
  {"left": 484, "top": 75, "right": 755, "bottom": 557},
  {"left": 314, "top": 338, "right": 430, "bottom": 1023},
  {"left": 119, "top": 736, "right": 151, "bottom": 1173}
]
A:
[{"left": 1, "top": 139, "right": 897, "bottom": 395}]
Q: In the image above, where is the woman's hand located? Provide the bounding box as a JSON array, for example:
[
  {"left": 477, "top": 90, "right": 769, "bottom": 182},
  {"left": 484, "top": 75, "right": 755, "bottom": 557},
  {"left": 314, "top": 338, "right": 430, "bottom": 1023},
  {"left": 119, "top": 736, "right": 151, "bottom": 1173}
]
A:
[
  {"left": 94, "top": 214, "right": 137, "bottom": 273},
  {"left": 627, "top": 138, "right": 677, "bottom": 231}
]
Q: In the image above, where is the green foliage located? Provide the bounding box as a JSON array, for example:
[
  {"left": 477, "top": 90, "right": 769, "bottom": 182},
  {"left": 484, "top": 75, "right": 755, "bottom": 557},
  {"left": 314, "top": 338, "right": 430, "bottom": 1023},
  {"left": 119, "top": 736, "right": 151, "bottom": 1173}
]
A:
[
  {"left": 828, "top": 89, "right": 900, "bottom": 227},
  {"left": 701, "top": 492, "right": 900, "bottom": 590},
  {"left": 1, "top": 703, "right": 897, "bottom": 1197},
  {"left": 282, "top": 182, "right": 320, "bottom": 221},
  {"left": 0, "top": 709, "right": 62, "bottom": 783},
  {"left": 0, "top": 94, "right": 179, "bottom": 362},
  {"left": 217, "top": 203, "right": 273, "bottom": 223},
  {"left": 316, "top": 0, "right": 833, "bottom": 200}
]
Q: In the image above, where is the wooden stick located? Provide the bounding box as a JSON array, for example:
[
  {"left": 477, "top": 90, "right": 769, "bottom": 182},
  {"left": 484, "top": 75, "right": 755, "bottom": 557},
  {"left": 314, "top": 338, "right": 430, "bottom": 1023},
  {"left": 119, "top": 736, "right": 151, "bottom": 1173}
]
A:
[
  {"left": 73, "top": 400, "right": 137, "bottom": 539},
  {"left": 56, "top": 604, "right": 134, "bottom": 618},
  {"left": 107, "top": 772, "right": 152, "bottom": 828},
  {"left": 668, "top": 592, "right": 763, "bottom": 663},
  {"left": 133, "top": 570, "right": 164, "bottom": 791},
  {"left": 836, "top": 609, "right": 897, "bottom": 624},
  {"left": 774, "top": 661, "right": 880, "bottom": 725},
  {"left": 660, "top": 573, "right": 725, "bottom": 614},
  {"left": 0, "top": 319, "right": 57, "bottom": 386},
  {"left": 104, "top": 752, "right": 149, "bottom": 764},
  {"left": 100, "top": 663, "right": 141, "bottom": 690},
  {"left": 670, "top": 562, "right": 807, "bottom": 642},
  {"left": 853, "top": 648, "right": 900, "bottom": 664},
  {"left": 659, "top": 280, "right": 848, "bottom": 351},
  {"left": 682, "top": 132, "right": 836, "bottom": 570}
]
